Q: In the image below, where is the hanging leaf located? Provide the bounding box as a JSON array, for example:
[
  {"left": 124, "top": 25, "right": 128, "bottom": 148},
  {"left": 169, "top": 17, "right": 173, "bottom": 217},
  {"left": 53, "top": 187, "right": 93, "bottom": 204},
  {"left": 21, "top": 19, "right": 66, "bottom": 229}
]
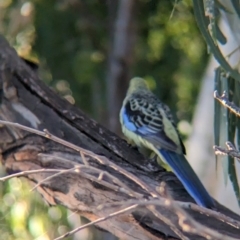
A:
[
  {"left": 204, "top": 0, "right": 227, "bottom": 45},
  {"left": 220, "top": 74, "right": 229, "bottom": 185},
  {"left": 192, "top": 0, "right": 240, "bottom": 81},
  {"left": 215, "top": 0, "right": 232, "bottom": 13},
  {"left": 231, "top": 0, "right": 240, "bottom": 19},
  {"left": 235, "top": 80, "right": 240, "bottom": 152}
]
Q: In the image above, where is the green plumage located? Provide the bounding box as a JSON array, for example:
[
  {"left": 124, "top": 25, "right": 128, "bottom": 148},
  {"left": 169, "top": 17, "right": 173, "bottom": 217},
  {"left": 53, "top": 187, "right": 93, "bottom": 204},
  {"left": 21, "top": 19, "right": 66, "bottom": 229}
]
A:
[
  {"left": 119, "top": 77, "right": 215, "bottom": 208},
  {"left": 120, "top": 77, "right": 185, "bottom": 168}
]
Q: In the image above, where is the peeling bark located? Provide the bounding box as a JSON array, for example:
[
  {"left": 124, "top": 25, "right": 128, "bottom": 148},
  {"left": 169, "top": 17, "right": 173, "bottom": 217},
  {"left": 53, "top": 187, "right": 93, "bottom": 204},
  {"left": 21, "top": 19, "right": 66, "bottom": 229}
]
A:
[{"left": 0, "top": 35, "right": 240, "bottom": 240}]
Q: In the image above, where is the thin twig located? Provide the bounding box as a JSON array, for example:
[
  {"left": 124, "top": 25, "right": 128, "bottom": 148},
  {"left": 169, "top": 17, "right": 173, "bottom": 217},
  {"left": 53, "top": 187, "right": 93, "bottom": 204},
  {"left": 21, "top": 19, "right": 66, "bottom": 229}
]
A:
[
  {"left": 31, "top": 166, "right": 82, "bottom": 191},
  {"left": 214, "top": 90, "right": 240, "bottom": 117},
  {"left": 174, "top": 203, "right": 237, "bottom": 240},
  {"left": 190, "top": 203, "right": 240, "bottom": 229},
  {"left": 102, "top": 196, "right": 240, "bottom": 230},
  {"left": 0, "top": 169, "right": 61, "bottom": 181},
  {"left": 2, "top": 121, "right": 240, "bottom": 239},
  {"left": 0, "top": 120, "right": 159, "bottom": 198},
  {"left": 29, "top": 165, "right": 133, "bottom": 196},
  {"left": 225, "top": 45, "right": 240, "bottom": 59},
  {"left": 58, "top": 199, "right": 240, "bottom": 240},
  {"left": 161, "top": 183, "right": 239, "bottom": 240},
  {"left": 98, "top": 155, "right": 159, "bottom": 197},
  {"left": 214, "top": 141, "right": 240, "bottom": 160},
  {"left": 80, "top": 151, "right": 89, "bottom": 166},
  {"left": 54, "top": 204, "right": 139, "bottom": 240},
  {"left": 35, "top": 153, "right": 141, "bottom": 197},
  {"left": 147, "top": 204, "right": 190, "bottom": 240}
]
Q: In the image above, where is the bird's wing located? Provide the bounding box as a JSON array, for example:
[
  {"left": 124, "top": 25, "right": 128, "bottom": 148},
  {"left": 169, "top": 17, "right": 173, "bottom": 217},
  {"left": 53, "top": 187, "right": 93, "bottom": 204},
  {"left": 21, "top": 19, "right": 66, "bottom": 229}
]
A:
[{"left": 122, "top": 94, "right": 183, "bottom": 153}]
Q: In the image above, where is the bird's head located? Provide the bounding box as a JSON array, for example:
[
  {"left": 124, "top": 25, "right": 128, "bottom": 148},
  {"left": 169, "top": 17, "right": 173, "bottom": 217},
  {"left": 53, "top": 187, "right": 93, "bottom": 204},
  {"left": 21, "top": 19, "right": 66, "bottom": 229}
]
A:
[{"left": 127, "top": 77, "right": 149, "bottom": 95}]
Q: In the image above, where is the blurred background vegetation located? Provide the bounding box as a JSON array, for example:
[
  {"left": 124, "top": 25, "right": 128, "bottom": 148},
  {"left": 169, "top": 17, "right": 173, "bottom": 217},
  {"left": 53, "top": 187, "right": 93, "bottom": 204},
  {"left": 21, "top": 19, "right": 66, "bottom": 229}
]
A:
[{"left": 0, "top": 0, "right": 210, "bottom": 239}]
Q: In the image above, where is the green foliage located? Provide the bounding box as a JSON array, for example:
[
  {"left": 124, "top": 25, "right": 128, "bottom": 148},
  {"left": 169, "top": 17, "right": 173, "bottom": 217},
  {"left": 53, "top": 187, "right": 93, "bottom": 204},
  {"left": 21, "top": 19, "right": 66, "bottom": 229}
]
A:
[
  {"left": 135, "top": 0, "right": 208, "bottom": 129},
  {"left": 197, "top": 0, "right": 240, "bottom": 206},
  {"left": 0, "top": 177, "right": 73, "bottom": 240},
  {"left": 0, "top": 0, "right": 208, "bottom": 126},
  {"left": 32, "top": 0, "right": 208, "bottom": 126},
  {"left": 193, "top": 0, "right": 240, "bottom": 81},
  {"left": 214, "top": 69, "right": 240, "bottom": 206},
  {"left": 34, "top": 0, "right": 108, "bottom": 115},
  {"left": 0, "top": 0, "right": 214, "bottom": 238}
]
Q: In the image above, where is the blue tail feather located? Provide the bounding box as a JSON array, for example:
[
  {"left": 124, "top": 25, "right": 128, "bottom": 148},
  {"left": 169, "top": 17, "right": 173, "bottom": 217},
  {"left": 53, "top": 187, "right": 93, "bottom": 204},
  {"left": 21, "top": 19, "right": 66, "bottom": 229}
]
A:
[{"left": 159, "top": 149, "right": 215, "bottom": 208}]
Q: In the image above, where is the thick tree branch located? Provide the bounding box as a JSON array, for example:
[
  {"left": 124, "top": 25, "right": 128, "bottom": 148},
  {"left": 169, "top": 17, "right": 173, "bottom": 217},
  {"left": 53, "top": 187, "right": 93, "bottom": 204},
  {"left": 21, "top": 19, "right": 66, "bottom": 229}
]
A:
[{"left": 0, "top": 35, "right": 240, "bottom": 240}]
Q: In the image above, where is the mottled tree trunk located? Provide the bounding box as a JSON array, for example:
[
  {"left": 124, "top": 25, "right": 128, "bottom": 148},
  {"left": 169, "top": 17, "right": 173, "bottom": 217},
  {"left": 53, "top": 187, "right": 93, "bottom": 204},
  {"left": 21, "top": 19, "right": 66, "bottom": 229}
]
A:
[{"left": 106, "top": 0, "right": 137, "bottom": 134}]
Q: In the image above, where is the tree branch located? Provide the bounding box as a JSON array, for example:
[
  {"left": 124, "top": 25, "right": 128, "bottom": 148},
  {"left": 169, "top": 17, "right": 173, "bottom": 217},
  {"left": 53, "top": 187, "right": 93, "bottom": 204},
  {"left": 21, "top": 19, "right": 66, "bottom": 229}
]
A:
[{"left": 0, "top": 35, "right": 240, "bottom": 239}]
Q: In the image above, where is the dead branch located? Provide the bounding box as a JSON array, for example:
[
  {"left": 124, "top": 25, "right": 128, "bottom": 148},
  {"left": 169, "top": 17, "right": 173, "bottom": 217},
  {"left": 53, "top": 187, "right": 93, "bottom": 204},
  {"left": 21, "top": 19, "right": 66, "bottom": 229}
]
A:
[
  {"left": 214, "top": 90, "right": 240, "bottom": 116},
  {"left": 0, "top": 35, "right": 240, "bottom": 240},
  {"left": 214, "top": 141, "right": 240, "bottom": 160}
]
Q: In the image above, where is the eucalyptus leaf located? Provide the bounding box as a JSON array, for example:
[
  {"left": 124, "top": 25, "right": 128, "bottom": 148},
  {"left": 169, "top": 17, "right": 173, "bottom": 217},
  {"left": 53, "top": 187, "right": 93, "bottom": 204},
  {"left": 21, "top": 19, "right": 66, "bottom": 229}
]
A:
[
  {"left": 214, "top": 67, "right": 222, "bottom": 170},
  {"left": 192, "top": 0, "right": 240, "bottom": 81},
  {"left": 231, "top": 0, "right": 240, "bottom": 19},
  {"left": 227, "top": 77, "right": 240, "bottom": 206},
  {"left": 215, "top": 24, "right": 227, "bottom": 45},
  {"left": 220, "top": 75, "right": 229, "bottom": 185}
]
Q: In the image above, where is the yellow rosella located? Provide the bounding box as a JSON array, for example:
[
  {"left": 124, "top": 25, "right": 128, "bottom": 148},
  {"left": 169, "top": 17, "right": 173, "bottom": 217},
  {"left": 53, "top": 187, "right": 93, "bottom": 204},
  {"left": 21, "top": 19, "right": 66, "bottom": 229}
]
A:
[{"left": 120, "top": 77, "right": 215, "bottom": 208}]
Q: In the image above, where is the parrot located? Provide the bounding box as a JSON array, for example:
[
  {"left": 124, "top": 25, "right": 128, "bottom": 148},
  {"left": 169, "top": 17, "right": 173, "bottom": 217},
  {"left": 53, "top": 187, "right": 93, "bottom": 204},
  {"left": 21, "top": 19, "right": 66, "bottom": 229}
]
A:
[{"left": 119, "top": 77, "right": 215, "bottom": 208}]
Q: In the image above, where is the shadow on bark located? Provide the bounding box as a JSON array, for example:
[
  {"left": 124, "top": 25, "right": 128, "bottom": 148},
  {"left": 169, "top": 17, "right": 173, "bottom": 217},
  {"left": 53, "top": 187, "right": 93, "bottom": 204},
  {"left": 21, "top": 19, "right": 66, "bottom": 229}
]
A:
[{"left": 0, "top": 35, "right": 240, "bottom": 240}]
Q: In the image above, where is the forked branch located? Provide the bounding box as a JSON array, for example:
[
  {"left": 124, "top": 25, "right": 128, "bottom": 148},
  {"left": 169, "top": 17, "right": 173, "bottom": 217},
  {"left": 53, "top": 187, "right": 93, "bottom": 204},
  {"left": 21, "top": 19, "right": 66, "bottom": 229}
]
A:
[{"left": 0, "top": 35, "right": 240, "bottom": 240}]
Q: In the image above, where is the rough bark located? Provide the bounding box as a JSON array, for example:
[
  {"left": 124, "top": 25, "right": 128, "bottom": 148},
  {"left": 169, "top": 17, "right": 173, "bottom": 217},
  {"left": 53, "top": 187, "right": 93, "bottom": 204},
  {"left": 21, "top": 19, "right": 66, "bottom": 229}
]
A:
[{"left": 0, "top": 35, "right": 240, "bottom": 240}]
